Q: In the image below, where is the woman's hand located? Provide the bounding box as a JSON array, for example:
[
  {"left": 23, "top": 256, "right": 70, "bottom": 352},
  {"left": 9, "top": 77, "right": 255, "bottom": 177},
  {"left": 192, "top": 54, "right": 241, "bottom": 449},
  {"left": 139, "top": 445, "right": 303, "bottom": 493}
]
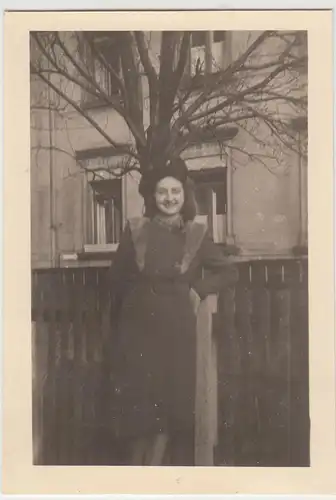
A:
[{"left": 189, "top": 287, "right": 201, "bottom": 315}]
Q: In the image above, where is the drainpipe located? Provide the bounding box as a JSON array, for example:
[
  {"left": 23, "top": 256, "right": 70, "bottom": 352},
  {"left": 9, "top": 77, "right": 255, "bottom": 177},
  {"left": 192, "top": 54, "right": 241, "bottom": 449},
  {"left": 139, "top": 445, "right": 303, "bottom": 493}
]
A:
[
  {"left": 226, "top": 148, "right": 235, "bottom": 245},
  {"left": 298, "top": 132, "right": 308, "bottom": 247},
  {"left": 291, "top": 117, "right": 308, "bottom": 248},
  {"left": 47, "top": 78, "right": 58, "bottom": 267}
]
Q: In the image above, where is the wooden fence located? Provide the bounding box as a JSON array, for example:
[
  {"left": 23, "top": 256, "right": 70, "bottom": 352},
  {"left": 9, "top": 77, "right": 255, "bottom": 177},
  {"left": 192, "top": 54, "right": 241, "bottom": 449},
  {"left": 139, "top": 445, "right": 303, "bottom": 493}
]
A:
[{"left": 31, "top": 258, "right": 309, "bottom": 466}]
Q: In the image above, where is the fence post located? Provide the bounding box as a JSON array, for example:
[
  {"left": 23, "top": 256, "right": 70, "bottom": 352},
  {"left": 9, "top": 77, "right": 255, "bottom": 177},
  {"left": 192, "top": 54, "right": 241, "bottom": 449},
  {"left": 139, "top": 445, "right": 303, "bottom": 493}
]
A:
[
  {"left": 32, "top": 321, "right": 42, "bottom": 465},
  {"left": 195, "top": 294, "right": 218, "bottom": 466}
]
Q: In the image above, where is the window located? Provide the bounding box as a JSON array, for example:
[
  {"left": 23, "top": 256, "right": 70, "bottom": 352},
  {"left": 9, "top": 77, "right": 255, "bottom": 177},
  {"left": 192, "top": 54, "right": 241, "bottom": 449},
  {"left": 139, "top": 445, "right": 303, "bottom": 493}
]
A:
[
  {"left": 191, "top": 32, "right": 207, "bottom": 48},
  {"left": 81, "top": 32, "right": 122, "bottom": 107},
  {"left": 190, "top": 168, "right": 227, "bottom": 243},
  {"left": 182, "top": 31, "right": 230, "bottom": 87},
  {"left": 212, "top": 31, "right": 229, "bottom": 73},
  {"left": 90, "top": 179, "right": 122, "bottom": 245},
  {"left": 213, "top": 31, "right": 227, "bottom": 43}
]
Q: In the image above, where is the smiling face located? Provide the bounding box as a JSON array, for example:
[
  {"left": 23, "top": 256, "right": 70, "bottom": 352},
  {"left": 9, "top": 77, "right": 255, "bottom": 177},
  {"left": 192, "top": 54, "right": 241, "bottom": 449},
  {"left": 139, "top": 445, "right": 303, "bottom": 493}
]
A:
[{"left": 154, "top": 176, "right": 185, "bottom": 217}]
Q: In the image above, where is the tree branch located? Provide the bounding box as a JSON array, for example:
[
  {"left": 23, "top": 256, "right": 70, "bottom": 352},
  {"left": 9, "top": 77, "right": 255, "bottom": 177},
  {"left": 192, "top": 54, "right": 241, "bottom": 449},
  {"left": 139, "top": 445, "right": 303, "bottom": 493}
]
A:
[
  {"left": 118, "top": 32, "right": 145, "bottom": 133},
  {"left": 187, "top": 57, "right": 306, "bottom": 124},
  {"left": 169, "top": 32, "right": 191, "bottom": 108},
  {"left": 134, "top": 31, "right": 159, "bottom": 128},
  {"left": 158, "top": 31, "right": 180, "bottom": 124},
  {"left": 226, "top": 143, "right": 286, "bottom": 175},
  {"left": 31, "top": 62, "right": 139, "bottom": 158},
  {"left": 31, "top": 30, "right": 307, "bottom": 178},
  {"left": 32, "top": 32, "right": 125, "bottom": 109},
  {"left": 31, "top": 144, "right": 77, "bottom": 160},
  {"left": 32, "top": 31, "right": 147, "bottom": 149},
  {"left": 240, "top": 101, "right": 299, "bottom": 153},
  {"left": 82, "top": 32, "right": 127, "bottom": 101},
  {"left": 168, "top": 30, "right": 276, "bottom": 147}
]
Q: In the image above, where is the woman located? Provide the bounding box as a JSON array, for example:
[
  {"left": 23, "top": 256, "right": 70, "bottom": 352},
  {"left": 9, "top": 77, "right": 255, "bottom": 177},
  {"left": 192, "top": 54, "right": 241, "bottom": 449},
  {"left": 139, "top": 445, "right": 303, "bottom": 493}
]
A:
[{"left": 106, "top": 158, "right": 238, "bottom": 466}]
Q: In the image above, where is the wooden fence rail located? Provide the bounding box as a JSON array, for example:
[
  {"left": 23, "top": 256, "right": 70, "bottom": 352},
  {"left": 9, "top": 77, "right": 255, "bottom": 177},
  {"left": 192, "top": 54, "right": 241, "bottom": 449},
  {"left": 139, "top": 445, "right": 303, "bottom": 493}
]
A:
[{"left": 31, "top": 258, "right": 309, "bottom": 466}]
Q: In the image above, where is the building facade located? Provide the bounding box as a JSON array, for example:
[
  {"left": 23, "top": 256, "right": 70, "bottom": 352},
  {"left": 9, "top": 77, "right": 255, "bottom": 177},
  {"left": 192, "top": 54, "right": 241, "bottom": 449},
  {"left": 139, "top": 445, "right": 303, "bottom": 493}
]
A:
[{"left": 30, "top": 30, "right": 308, "bottom": 269}]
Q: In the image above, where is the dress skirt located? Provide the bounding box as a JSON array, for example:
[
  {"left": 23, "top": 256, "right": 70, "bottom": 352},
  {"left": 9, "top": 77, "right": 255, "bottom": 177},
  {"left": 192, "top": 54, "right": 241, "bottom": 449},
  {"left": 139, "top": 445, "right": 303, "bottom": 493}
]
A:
[{"left": 110, "top": 281, "right": 197, "bottom": 440}]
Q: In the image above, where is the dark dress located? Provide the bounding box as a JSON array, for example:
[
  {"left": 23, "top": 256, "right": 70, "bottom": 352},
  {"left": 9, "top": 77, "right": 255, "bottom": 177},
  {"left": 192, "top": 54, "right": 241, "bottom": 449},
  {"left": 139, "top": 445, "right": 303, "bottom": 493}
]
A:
[{"left": 106, "top": 216, "right": 237, "bottom": 442}]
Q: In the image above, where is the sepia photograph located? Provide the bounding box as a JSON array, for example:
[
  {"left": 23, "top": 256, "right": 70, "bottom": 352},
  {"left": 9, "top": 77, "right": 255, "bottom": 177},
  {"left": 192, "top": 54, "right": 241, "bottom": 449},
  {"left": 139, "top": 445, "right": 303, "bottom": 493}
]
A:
[
  {"left": 29, "top": 27, "right": 310, "bottom": 467},
  {"left": 3, "top": 8, "right": 336, "bottom": 495}
]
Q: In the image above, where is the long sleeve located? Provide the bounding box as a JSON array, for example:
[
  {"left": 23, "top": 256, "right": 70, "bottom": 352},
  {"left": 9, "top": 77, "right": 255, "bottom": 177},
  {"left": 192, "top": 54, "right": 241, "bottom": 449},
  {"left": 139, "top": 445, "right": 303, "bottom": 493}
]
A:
[
  {"left": 105, "top": 222, "right": 138, "bottom": 296},
  {"left": 107, "top": 223, "right": 135, "bottom": 281},
  {"left": 192, "top": 232, "right": 239, "bottom": 299},
  {"left": 102, "top": 222, "right": 138, "bottom": 332}
]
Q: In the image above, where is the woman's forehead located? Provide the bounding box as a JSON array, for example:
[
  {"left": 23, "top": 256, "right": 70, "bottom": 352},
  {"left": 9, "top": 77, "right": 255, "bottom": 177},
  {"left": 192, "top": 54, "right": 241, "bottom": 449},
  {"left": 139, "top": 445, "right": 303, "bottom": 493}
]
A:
[{"left": 156, "top": 176, "right": 183, "bottom": 190}]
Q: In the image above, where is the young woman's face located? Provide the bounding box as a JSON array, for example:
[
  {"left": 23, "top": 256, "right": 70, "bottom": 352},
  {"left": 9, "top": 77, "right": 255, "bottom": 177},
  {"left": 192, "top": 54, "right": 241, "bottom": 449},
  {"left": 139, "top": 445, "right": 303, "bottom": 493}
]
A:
[{"left": 154, "top": 176, "right": 185, "bottom": 216}]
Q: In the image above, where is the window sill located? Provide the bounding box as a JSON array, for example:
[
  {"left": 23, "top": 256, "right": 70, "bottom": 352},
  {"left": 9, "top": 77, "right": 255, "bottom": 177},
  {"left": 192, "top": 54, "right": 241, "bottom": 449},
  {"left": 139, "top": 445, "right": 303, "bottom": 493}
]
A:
[
  {"left": 59, "top": 244, "right": 119, "bottom": 265},
  {"left": 83, "top": 243, "right": 119, "bottom": 254},
  {"left": 80, "top": 98, "right": 123, "bottom": 111}
]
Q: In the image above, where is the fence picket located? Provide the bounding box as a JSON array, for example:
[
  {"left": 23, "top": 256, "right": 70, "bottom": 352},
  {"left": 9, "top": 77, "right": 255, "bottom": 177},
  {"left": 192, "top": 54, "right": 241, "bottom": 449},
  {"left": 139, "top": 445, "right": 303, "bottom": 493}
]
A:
[
  {"left": 31, "top": 259, "right": 309, "bottom": 466},
  {"left": 216, "top": 286, "right": 238, "bottom": 465},
  {"left": 289, "top": 264, "right": 310, "bottom": 465}
]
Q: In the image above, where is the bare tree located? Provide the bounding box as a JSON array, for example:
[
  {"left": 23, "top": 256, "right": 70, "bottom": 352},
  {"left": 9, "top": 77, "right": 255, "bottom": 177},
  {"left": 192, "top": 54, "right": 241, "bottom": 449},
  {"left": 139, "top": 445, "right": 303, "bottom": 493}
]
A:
[{"left": 30, "top": 30, "right": 307, "bottom": 176}]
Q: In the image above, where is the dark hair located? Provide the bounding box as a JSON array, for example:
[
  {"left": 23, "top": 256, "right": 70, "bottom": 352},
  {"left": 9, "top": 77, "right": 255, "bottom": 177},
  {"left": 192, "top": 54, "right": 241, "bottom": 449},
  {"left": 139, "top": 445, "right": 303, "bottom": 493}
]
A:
[
  {"left": 139, "top": 157, "right": 197, "bottom": 222},
  {"left": 142, "top": 176, "right": 197, "bottom": 222}
]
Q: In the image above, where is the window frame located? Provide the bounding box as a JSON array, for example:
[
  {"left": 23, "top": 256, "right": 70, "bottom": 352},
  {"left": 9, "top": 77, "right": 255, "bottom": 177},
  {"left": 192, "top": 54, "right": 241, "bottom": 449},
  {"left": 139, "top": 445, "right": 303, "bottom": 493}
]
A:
[
  {"left": 88, "top": 178, "right": 123, "bottom": 248},
  {"left": 181, "top": 30, "right": 230, "bottom": 90},
  {"left": 80, "top": 32, "right": 123, "bottom": 109},
  {"left": 190, "top": 167, "right": 228, "bottom": 244}
]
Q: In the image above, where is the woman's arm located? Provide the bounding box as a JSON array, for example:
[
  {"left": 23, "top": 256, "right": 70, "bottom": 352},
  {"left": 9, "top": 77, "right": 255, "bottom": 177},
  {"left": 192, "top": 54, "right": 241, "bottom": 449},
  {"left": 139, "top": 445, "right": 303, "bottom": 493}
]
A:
[
  {"left": 102, "top": 222, "right": 138, "bottom": 331},
  {"left": 105, "top": 222, "right": 138, "bottom": 293},
  {"left": 191, "top": 232, "right": 239, "bottom": 300}
]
